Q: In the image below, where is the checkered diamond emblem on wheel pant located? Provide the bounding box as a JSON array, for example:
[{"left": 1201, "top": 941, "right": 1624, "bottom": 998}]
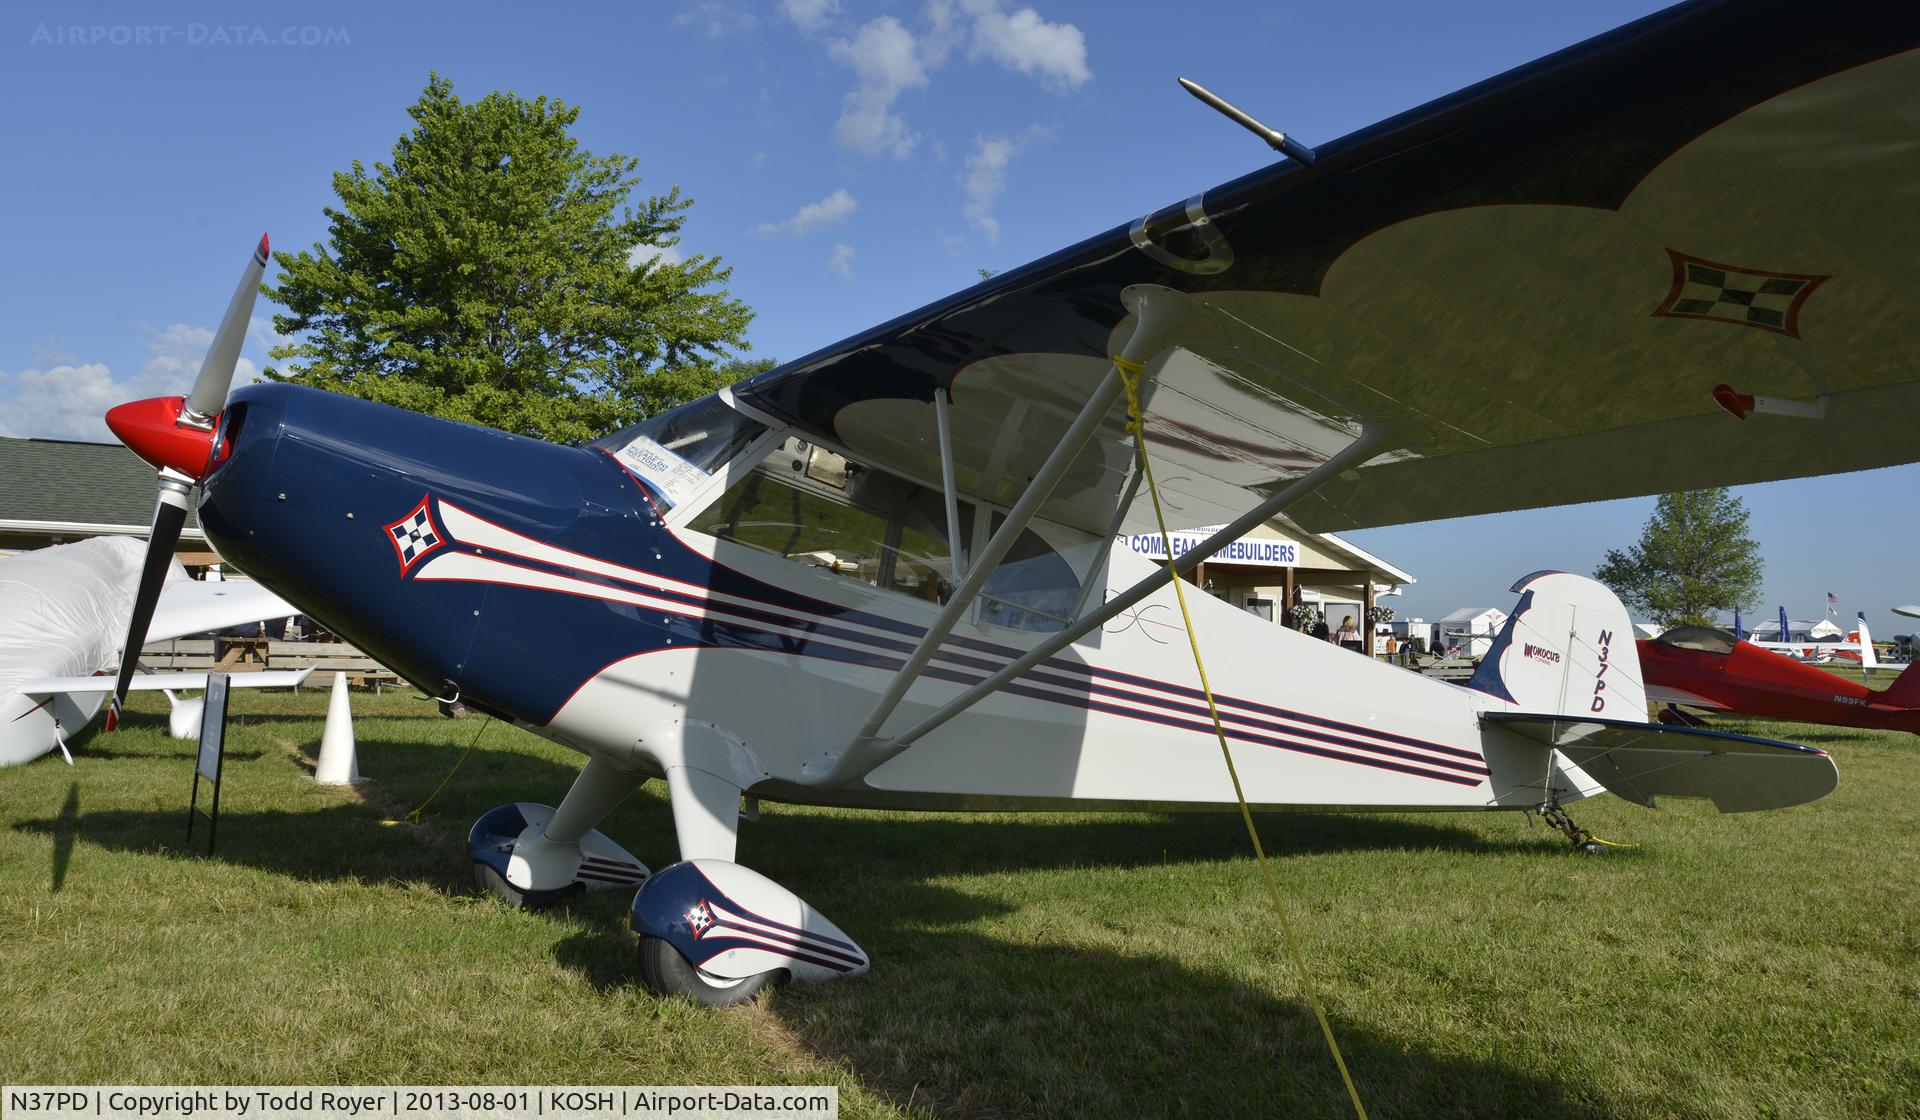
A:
[{"left": 383, "top": 496, "right": 445, "bottom": 575}]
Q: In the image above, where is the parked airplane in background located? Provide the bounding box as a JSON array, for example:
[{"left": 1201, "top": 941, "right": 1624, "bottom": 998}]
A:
[
  {"left": 1642, "top": 624, "right": 1920, "bottom": 735},
  {"left": 1739, "top": 606, "right": 1881, "bottom": 675},
  {"left": 0, "top": 536, "right": 309, "bottom": 766},
  {"left": 85, "top": 1, "right": 1920, "bottom": 1003}
]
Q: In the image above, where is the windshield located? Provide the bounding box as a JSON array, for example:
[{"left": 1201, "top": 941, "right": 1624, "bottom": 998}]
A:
[
  {"left": 589, "top": 395, "right": 767, "bottom": 508},
  {"left": 1654, "top": 625, "right": 1737, "bottom": 654}
]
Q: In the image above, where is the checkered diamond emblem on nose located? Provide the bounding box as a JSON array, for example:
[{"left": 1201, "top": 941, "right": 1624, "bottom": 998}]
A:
[{"left": 383, "top": 496, "right": 445, "bottom": 575}]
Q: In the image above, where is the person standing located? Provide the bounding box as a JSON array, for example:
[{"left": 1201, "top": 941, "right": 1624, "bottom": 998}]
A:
[
  {"left": 1337, "top": 615, "right": 1363, "bottom": 653},
  {"left": 1311, "top": 614, "right": 1331, "bottom": 643}
]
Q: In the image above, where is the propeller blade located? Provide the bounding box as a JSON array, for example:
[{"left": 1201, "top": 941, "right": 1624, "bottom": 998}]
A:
[
  {"left": 182, "top": 233, "right": 269, "bottom": 424},
  {"left": 104, "top": 480, "right": 191, "bottom": 731}
]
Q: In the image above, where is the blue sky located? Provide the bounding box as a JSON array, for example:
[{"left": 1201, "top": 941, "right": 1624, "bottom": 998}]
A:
[{"left": 3, "top": 1, "right": 1915, "bottom": 638}]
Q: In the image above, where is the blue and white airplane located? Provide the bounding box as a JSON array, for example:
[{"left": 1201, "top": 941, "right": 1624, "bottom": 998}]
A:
[{"left": 93, "top": 1, "right": 1920, "bottom": 1003}]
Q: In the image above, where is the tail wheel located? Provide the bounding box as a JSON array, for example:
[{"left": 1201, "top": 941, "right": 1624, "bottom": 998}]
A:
[{"left": 636, "top": 936, "right": 782, "bottom": 1007}]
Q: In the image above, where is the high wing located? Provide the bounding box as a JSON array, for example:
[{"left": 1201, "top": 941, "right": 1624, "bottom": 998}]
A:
[{"left": 728, "top": 1, "right": 1920, "bottom": 537}]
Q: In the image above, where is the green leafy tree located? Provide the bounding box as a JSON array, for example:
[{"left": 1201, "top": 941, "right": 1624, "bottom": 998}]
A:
[
  {"left": 1594, "top": 488, "right": 1764, "bottom": 628},
  {"left": 264, "top": 74, "right": 770, "bottom": 444}
]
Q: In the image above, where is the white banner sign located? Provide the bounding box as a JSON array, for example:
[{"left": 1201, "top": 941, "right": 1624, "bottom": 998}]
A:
[{"left": 1119, "top": 529, "right": 1300, "bottom": 567}]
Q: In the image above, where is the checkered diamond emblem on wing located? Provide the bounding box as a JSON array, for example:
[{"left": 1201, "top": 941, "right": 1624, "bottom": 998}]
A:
[
  {"left": 688, "top": 900, "right": 715, "bottom": 937},
  {"left": 383, "top": 496, "right": 445, "bottom": 575},
  {"left": 1653, "top": 249, "right": 1828, "bottom": 338}
]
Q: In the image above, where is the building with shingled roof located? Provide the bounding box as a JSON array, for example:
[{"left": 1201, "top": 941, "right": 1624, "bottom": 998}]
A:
[{"left": 0, "top": 435, "right": 214, "bottom": 562}]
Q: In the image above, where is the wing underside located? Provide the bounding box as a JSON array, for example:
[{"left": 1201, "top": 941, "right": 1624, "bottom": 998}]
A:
[{"left": 730, "top": 2, "right": 1920, "bottom": 536}]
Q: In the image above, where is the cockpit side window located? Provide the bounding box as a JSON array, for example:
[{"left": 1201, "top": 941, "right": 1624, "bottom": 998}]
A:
[
  {"left": 687, "top": 437, "right": 963, "bottom": 603},
  {"left": 685, "top": 435, "right": 1086, "bottom": 631},
  {"left": 589, "top": 395, "right": 767, "bottom": 509},
  {"left": 977, "top": 512, "right": 1079, "bottom": 632}
]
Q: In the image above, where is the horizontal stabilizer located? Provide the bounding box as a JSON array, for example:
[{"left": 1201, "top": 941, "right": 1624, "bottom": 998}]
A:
[
  {"left": 22, "top": 668, "right": 314, "bottom": 695},
  {"left": 1484, "top": 712, "right": 1835, "bottom": 812}
]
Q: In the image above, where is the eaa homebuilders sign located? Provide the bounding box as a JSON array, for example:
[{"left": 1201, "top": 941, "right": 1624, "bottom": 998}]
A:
[{"left": 1119, "top": 527, "right": 1300, "bottom": 567}]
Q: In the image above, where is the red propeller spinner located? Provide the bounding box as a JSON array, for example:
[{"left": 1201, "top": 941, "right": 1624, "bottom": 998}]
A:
[{"left": 104, "top": 395, "right": 222, "bottom": 481}]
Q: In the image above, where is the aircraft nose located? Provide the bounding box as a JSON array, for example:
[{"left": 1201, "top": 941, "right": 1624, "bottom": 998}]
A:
[{"left": 193, "top": 382, "right": 594, "bottom": 700}]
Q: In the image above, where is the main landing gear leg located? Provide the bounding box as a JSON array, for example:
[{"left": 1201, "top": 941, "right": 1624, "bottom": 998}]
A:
[
  {"left": 628, "top": 721, "right": 868, "bottom": 1006},
  {"left": 468, "top": 753, "right": 652, "bottom": 909},
  {"left": 1538, "top": 801, "right": 1605, "bottom": 855}
]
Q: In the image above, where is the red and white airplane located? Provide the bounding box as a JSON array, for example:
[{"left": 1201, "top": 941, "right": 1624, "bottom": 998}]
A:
[
  {"left": 1642, "top": 624, "right": 1920, "bottom": 735},
  {"left": 74, "top": 1, "right": 1920, "bottom": 1004}
]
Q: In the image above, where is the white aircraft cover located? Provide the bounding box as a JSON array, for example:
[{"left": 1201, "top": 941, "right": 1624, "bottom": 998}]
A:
[
  {"left": 0, "top": 537, "right": 297, "bottom": 705},
  {"left": 0, "top": 537, "right": 158, "bottom": 709}
]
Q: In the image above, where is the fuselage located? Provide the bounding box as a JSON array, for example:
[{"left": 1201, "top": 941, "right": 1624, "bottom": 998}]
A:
[
  {"left": 195, "top": 384, "right": 1583, "bottom": 812},
  {"left": 1639, "top": 637, "right": 1920, "bottom": 734}
]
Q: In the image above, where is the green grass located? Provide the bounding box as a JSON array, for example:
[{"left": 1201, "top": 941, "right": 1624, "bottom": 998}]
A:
[{"left": 2, "top": 689, "right": 1916, "bottom": 1118}]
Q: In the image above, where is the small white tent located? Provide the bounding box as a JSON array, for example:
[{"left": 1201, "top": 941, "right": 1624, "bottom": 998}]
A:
[
  {"left": 1748, "top": 617, "right": 1845, "bottom": 642},
  {"left": 1436, "top": 607, "right": 1508, "bottom": 660}
]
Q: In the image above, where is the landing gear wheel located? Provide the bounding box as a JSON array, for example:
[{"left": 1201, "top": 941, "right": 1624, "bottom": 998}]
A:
[
  {"left": 1538, "top": 802, "right": 1609, "bottom": 854},
  {"left": 636, "top": 936, "right": 782, "bottom": 1007},
  {"left": 471, "top": 859, "right": 582, "bottom": 912}
]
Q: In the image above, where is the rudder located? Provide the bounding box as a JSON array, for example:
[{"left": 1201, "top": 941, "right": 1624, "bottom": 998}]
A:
[{"left": 1467, "top": 571, "right": 1646, "bottom": 718}]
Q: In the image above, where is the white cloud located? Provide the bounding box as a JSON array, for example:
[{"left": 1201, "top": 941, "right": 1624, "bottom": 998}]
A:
[
  {"left": 0, "top": 363, "right": 125, "bottom": 441},
  {"left": 672, "top": 1, "right": 759, "bottom": 39},
  {"left": 781, "top": 0, "right": 840, "bottom": 33},
  {"left": 961, "top": 0, "right": 1090, "bottom": 89},
  {"left": 756, "top": 188, "right": 859, "bottom": 237},
  {"left": 828, "top": 17, "right": 928, "bottom": 158},
  {"left": 817, "top": 2, "right": 1086, "bottom": 162},
  {"left": 627, "top": 243, "right": 684, "bottom": 269},
  {"left": 961, "top": 126, "right": 1049, "bottom": 243},
  {"left": 0, "top": 324, "right": 258, "bottom": 442},
  {"left": 828, "top": 243, "right": 856, "bottom": 281}
]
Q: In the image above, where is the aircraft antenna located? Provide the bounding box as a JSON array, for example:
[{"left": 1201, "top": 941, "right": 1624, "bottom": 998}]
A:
[{"left": 1178, "top": 77, "right": 1317, "bottom": 166}]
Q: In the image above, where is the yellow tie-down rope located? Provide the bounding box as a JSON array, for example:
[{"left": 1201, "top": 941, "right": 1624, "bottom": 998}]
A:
[{"left": 1113, "top": 354, "right": 1369, "bottom": 1120}]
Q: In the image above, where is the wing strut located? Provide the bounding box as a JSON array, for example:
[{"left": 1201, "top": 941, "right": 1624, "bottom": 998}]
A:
[
  {"left": 811, "top": 287, "right": 1210, "bottom": 787},
  {"left": 877, "top": 423, "right": 1397, "bottom": 766},
  {"left": 800, "top": 284, "right": 1402, "bottom": 788},
  {"left": 933, "top": 389, "right": 968, "bottom": 584}
]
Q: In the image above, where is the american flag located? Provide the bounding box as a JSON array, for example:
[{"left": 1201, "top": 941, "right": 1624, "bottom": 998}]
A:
[{"left": 1826, "top": 591, "right": 1839, "bottom": 617}]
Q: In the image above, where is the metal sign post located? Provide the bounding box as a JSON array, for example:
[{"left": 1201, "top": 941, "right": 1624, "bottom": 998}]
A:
[{"left": 186, "top": 671, "right": 229, "bottom": 855}]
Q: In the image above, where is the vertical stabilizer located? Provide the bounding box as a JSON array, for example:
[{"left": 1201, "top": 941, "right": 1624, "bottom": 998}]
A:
[
  {"left": 1855, "top": 611, "right": 1879, "bottom": 679},
  {"left": 1880, "top": 661, "right": 1920, "bottom": 709},
  {"left": 1467, "top": 572, "right": 1646, "bottom": 719}
]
